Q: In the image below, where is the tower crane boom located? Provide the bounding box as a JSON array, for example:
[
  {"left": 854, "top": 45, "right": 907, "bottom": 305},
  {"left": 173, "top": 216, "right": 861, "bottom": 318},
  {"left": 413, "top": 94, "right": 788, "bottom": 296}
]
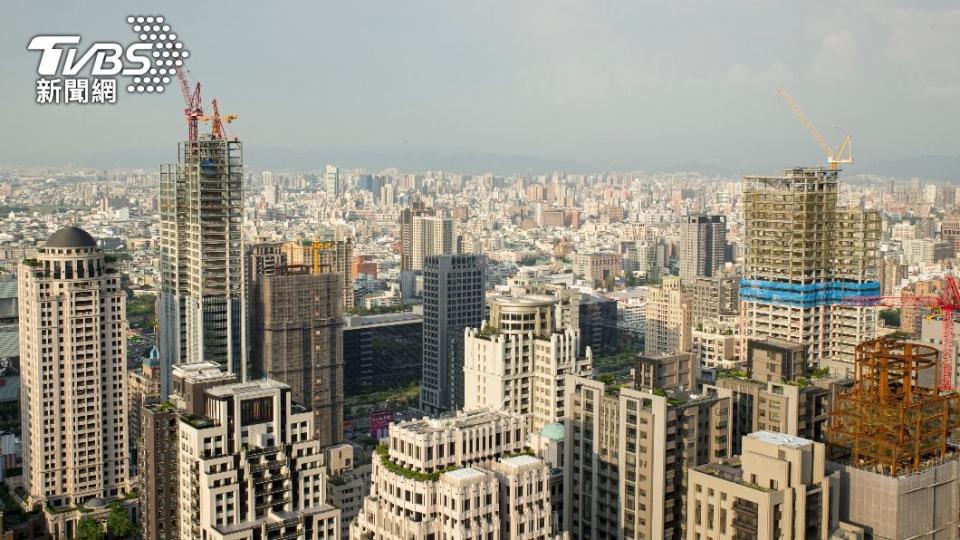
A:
[{"left": 777, "top": 87, "right": 853, "bottom": 170}]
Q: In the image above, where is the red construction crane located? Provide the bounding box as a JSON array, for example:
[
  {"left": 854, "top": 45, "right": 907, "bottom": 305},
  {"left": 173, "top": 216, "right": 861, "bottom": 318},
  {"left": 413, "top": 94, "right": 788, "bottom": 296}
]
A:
[
  {"left": 842, "top": 276, "right": 960, "bottom": 391},
  {"left": 176, "top": 68, "right": 203, "bottom": 142}
]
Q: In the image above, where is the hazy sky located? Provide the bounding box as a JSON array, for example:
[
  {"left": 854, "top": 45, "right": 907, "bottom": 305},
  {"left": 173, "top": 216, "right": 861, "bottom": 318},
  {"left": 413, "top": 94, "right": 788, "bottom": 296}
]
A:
[{"left": 2, "top": 1, "right": 959, "bottom": 173}]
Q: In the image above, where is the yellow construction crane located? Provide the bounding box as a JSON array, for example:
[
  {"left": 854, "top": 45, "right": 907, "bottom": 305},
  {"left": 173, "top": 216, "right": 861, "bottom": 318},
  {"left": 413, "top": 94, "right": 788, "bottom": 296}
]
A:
[
  {"left": 777, "top": 87, "right": 852, "bottom": 170},
  {"left": 199, "top": 98, "right": 239, "bottom": 140}
]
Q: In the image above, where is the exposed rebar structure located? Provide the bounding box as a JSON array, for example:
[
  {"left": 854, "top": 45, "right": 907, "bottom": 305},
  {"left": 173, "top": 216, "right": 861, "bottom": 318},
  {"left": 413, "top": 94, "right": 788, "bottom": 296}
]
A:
[{"left": 828, "top": 337, "right": 960, "bottom": 475}]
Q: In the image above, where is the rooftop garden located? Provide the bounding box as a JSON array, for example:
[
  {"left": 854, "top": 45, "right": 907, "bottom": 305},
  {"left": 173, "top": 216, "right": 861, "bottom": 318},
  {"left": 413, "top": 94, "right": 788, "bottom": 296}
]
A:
[
  {"left": 180, "top": 413, "right": 216, "bottom": 429},
  {"left": 501, "top": 447, "right": 536, "bottom": 459},
  {"left": 375, "top": 444, "right": 458, "bottom": 482},
  {"left": 477, "top": 325, "right": 498, "bottom": 338}
]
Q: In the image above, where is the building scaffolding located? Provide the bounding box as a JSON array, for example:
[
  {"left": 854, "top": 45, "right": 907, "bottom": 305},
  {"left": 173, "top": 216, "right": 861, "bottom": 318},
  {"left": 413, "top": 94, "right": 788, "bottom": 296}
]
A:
[{"left": 828, "top": 337, "right": 960, "bottom": 476}]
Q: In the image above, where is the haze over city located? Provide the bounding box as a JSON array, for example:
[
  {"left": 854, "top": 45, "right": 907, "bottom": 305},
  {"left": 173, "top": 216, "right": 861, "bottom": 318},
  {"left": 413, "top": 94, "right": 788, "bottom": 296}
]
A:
[
  {"left": 2, "top": 3, "right": 960, "bottom": 540},
  {"left": 2, "top": 1, "right": 960, "bottom": 175}
]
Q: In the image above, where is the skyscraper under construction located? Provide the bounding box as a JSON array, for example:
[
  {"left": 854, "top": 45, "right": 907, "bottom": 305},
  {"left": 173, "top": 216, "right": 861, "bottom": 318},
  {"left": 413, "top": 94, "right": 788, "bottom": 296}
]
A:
[
  {"left": 158, "top": 135, "right": 245, "bottom": 395},
  {"left": 740, "top": 167, "right": 880, "bottom": 374}
]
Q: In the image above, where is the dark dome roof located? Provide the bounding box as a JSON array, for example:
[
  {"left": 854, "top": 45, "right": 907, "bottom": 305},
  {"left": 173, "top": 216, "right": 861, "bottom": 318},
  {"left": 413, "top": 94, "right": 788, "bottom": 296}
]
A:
[{"left": 45, "top": 226, "right": 97, "bottom": 248}]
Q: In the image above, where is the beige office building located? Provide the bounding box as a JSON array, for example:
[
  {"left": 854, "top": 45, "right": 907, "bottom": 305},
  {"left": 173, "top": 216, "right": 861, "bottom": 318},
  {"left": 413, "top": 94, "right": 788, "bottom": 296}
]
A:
[
  {"left": 18, "top": 227, "right": 131, "bottom": 537},
  {"left": 686, "top": 431, "right": 839, "bottom": 540},
  {"left": 564, "top": 375, "right": 732, "bottom": 540},
  {"left": 464, "top": 295, "right": 592, "bottom": 432}
]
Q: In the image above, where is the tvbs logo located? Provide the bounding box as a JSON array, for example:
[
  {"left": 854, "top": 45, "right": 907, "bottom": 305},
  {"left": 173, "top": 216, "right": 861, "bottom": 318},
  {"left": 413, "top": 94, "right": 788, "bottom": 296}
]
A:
[{"left": 27, "top": 15, "right": 189, "bottom": 105}]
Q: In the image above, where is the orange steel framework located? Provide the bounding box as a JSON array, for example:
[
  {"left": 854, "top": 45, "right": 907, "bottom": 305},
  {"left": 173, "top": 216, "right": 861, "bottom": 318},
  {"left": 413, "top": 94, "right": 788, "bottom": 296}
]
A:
[{"left": 828, "top": 337, "right": 960, "bottom": 476}]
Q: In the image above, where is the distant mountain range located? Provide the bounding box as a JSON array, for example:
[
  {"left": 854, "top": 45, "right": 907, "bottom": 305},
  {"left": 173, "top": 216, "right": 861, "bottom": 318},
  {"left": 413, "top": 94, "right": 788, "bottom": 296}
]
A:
[{"left": 7, "top": 146, "right": 958, "bottom": 181}]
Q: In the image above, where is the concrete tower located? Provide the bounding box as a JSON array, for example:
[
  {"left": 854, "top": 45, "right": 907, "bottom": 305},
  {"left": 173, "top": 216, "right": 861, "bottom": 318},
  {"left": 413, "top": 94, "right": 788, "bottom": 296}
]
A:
[
  {"left": 740, "top": 168, "right": 879, "bottom": 372},
  {"left": 158, "top": 136, "right": 246, "bottom": 393}
]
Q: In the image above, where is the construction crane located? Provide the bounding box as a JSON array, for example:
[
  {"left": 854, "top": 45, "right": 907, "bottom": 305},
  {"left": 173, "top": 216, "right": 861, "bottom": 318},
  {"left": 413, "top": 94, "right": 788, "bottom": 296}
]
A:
[
  {"left": 777, "top": 87, "right": 853, "bottom": 170},
  {"left": 841, "top": 276, "right": 960, "bottom": 391},
  {"left": 175, "top": 69, "right": 203, "bottom": 143},
  {"left": 199, "top": 98, "right": 239, "bottom": 140}
]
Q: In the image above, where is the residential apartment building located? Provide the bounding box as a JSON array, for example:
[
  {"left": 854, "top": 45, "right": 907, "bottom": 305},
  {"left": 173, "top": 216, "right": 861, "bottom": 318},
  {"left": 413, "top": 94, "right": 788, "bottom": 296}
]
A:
[
  {"left": 464, "top": 295, "right": 592, "bottom": 432},
  {"left": 573, "top": 252, "right": 622, "bottom": 287},
  {"left": 687, "top": 432, "right": 838, "bottom": 540},
  {"left": 564, "top": 376, "right": 732, "bottom": 540},
  {"left": 679, "top": 214, "right": 726, "bottom": 280},
  {"left": 691, "top": 317, "right": 738, "bottom": 370},
  {"left": 18, "top": 227, "right": 131, "bottom": 537},
  {"left": 177, "top": 376, "right": 340, "bottom": 540},
  {"left": 645, "top": 276, "right": 691, "bottom": 355},
  {"left": 350, "top": 408, "right": 564, "bottom": 540}
]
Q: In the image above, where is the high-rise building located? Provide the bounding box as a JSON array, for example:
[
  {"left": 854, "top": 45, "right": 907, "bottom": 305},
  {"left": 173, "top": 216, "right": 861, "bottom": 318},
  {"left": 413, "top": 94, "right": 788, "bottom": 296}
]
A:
[
  {"left": 128, "top": 346, "right": 162, "bottom": 474},
  {"left": 645, "top": 276, "right": 691, "bottom": 355},
  {"left": 691, "top": 317, "right": 739, "bottom": 370},
  {"left": 707, "top": 358, "right": 850, "bottom": 456},
  {"left": 564, "top": 375, "right": 732, "bottom": 539},
  {"left": 399, "top": 202, "right": 432, "bottom": 272},
  {"left": 411, "top": 214, "right": 456, "bottom": 271},
  {"left": 740, "top": 168, "right": 880, "bottom": 372},
  {"left": 679, "top": 214, "right": 726, "bottom": 280},
  {"left": 420, "top": 254, "right": 486, "bottom": 415},
  {"left": 139, "top": 401, "right": 179, "bottom": 540},
  {"left": 323, "top": 444, "right": 371, "bottom": 539},
  {"left": 684, "top": 276, "right": 739, "bottom": 326},
  {"left": 350, "top": 408, "right": 564, "bottom": 540},
  {"left": 282, "top": 238, "right": 354, "bottom": 309},
  {"left": 159, "top": 136, "right": 246, "bottom": 392},
  {"left": 558, "top": 290, "right": 619, "bottom": 356},
  {"left": 250, "top": 265, "right": 343, "bottom": 448},
  {"left": 175, "top": 366, "right": 341, "bottom": 539},
  {"left": 635, "top": 351, "right": 696, "bottom": 391},
  {"left": 464, "top": 295, "right": 592, "bottom": 432},
  {"left": 18, "top": 227, "right": 130, "bottom": 535},
  {"left": 324, "top": 163, "right": 340, "bottom": 196},
  {"left": 687, "top": 432, "right": 839, "bottom": 540}
]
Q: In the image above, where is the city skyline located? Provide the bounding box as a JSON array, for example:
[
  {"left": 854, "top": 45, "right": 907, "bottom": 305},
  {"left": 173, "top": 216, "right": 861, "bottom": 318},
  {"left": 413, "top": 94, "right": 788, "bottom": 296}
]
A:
[{"left": 4, "top": 3, "right": 960, "bottom": 539}]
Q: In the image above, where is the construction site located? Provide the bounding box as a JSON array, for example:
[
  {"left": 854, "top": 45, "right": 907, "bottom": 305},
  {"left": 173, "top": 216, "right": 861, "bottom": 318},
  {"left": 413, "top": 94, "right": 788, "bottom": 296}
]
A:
[
  {"left": 827, "top": 337, "right": 960, "bottom": 539},
  {"left": 738, "top": 167, "right": 881, "bottom": 373},
  {"left": 158, "top": 71, "right": 246, "bottom": 387}
]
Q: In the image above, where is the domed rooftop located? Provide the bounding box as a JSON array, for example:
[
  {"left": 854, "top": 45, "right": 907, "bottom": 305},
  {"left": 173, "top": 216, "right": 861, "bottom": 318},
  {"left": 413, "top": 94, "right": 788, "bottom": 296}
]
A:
[{"left": 45, "top": 226, "right": 97, "bottom": 249}]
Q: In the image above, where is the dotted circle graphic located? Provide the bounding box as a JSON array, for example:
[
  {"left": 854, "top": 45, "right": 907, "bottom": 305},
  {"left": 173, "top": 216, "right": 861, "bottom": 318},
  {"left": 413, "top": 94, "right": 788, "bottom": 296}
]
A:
[{"left": 126, "top": 15, "right": 189, "bottom": 94}]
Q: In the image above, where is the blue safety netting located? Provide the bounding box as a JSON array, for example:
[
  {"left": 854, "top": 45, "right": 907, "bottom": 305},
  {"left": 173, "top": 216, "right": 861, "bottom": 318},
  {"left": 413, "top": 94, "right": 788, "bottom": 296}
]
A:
[{"left": 739, "top": 279, "right": 880, "bottom": 308}]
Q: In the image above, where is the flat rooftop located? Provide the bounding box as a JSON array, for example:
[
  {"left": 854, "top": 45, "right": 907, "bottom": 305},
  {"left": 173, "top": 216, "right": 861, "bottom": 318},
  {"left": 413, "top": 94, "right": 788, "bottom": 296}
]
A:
[
  {"left": 499, "top": 455, "right": 541, "bottom": 467},
  {"left": 399, "top": 407, "right": 519, "bottom": 435},
  {"left": 748, "top": 430, "right": 813, "bottom": 449},
  {"left": 206, "top": 378, "right": 289, "bottom": 398},
  {"left": 442, "top": 467, "right": 487, "bottom": 481}
]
